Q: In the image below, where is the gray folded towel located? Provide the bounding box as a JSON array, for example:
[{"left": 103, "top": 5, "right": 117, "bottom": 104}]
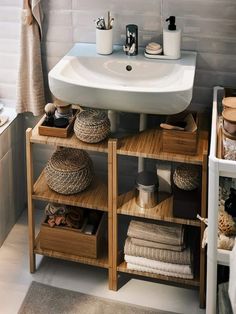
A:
[
  {"left": 130, "top": 237, "right": 185, "bottom": 252},
  {"left": 124, "top": 237, "right": 191, "bottom": 265},
  {"left": 127, "top": 220, "right": 184, "bottom": 246}
]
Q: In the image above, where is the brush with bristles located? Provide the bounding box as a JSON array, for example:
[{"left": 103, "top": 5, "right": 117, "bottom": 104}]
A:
[{"left": 44, "top": 103, "right": 56, "bottom": 117}]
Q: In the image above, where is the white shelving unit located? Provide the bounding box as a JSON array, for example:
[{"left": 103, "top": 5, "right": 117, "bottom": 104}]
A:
[{"left": 207, "top": 86, "right": 235, "bottom": 313}]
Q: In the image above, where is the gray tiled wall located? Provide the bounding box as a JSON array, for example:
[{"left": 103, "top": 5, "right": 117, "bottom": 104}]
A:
[
  {"left": 40, "top": 0, "right": 236, "bottom": 110},
  {"left": 1, "top": 0, "right": 236, "bottom": 109}
]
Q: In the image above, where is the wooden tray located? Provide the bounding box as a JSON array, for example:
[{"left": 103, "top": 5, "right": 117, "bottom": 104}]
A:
[{"left": 38, "top": 111, "right": 77, "bottom": 138}]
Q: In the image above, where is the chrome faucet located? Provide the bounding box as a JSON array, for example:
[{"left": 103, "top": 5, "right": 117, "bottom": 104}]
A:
[{"left": 123, "top": 24, "right": 138, "bottom": 56}]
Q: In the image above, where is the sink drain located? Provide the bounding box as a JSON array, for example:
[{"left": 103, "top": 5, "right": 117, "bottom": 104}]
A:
[{"left": 126, "top": 65, "right": 132, "bottom": 71}]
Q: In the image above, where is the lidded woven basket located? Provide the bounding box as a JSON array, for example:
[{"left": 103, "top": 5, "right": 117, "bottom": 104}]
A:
[
  {"left": 173, "top": 164, "right": 200, "bottom": 191},
  {"left": 45, "top": 148, "right": 94, "bottom": 195},
  {"left": 74, "top": 109, "right": 110, "bottom": 143}
]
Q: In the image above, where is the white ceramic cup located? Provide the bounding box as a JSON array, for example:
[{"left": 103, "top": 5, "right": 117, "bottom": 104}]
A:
[{"left": 96, "top": 28, "right": 113, "bottom": 55}]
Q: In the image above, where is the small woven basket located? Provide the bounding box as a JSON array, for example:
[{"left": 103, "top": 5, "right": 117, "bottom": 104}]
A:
[
  {"left": 45, "top": 148, "right": 94, "bottom": 195},
  {"left": 173, "top": 164, "right": 200, "bottom": 191},
  {"left": 74, "top": 109, "right": 110, "bottom": 143}
]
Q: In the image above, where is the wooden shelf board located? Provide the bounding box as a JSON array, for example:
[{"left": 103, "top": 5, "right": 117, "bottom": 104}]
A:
[
  {"left": 32, "top": 171, "right": 108, "bottom": 212},
  {"left": 116, "top": 128, "right": 208, "bottom": 165},
  {"left": 117, "top": 261, "right": 200, "bottom": 287},
  {"left": 117, "top": 190, "right": 201, "bottom": 227},
  {"left": 30, "top": 116, "right": 108, "bottom": 153},
  {"left": 34, "top": 233, "right": 109, "bottom": 268}
]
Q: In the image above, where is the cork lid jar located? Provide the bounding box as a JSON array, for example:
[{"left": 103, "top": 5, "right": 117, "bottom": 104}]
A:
[
  {"left": 222, "top": 108, "right": 236, "bottom": 135},
  {"left": 222, "top": 97, "right": 236, "bottom": 110}
]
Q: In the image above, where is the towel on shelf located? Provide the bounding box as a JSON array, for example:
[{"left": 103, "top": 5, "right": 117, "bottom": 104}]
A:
[
  {"left": 127, "top": 220, "right": 184, "bottom": 246},
  {"left": 126, "top": 263, "right": 193, "bottom": 279},
  {"left": 16, "top": 0, "right": 45, "bottom": 116},
  {"left": 124, "top": 237, "right": 192, "bottom": 265},
  {"left": 124, "top": 254, "right": 192, "bottom": 275},
  {"left": 130, "top": 237, "right": 185, "bottom": 252}
]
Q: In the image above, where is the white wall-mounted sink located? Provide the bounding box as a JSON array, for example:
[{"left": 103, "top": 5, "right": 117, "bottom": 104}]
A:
[{"left": 49, "top": 43, "right": 197, "bottom": 115}]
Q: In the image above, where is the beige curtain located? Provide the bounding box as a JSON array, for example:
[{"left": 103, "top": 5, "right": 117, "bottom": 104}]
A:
[{"left": 16, "top": 0, "right": 45, "bottom": 116}]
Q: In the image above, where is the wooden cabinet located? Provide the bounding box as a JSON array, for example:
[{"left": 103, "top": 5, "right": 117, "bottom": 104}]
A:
[{"left": 26, "top": 114, "right": 208, "bottom": 307}]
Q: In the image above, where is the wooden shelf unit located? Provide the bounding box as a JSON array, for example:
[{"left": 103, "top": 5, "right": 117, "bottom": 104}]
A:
[
  {"left": 26, "top": 125, "right": 113, "bottom": 289},
  {"left": 110, "top": 122, "right": 208, "bottom": 308},
  {"left": 26, "top": 115, "right": 208, "bottom": 307}
]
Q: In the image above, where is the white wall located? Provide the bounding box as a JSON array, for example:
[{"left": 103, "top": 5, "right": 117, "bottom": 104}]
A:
[{"left": 0, "top": 0, "right": 21, "bottom": 106}]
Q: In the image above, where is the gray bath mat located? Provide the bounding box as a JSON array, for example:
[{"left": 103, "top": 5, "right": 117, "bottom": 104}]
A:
[{"left": 18, "top": 281, "right": 176, "bottom": 314}]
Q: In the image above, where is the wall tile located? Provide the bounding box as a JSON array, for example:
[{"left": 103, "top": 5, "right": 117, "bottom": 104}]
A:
[
  {"left": 0, "top": 22, "right": 20, "bottom": 39},
  {"left": 0, "top": 0, "right": 21, "bottom": 6},
  {"left": 0, "top": 7, "right": 21, "bottom": 22},
  {"left": 163, "top": 0, "right": 236, "bottom": 21},
  {"left": 0, "top": 39, "right": 20, "bottom": 54},
  {"left": 0, "top": 53, "right": 19, "bottom": 69},
  {"left": 41, "top": 0, "right": 72, "bottom": 11},
  {"left": 45, "top": 26, "right": 73, "bottom": 43},
  {"left": 45, "top": 11, "right": 73, "bottom": 27}
]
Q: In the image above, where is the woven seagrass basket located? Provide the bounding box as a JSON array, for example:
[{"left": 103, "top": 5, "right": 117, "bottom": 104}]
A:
[
  {"left": 173, "top": 164, "right": 200, "bottom": 191},
  {"left": 45, "top": 148, "right": 94, "bottom": 195},
  {"left": 74, "top": 109, "right": 110, "bottom": 143}
]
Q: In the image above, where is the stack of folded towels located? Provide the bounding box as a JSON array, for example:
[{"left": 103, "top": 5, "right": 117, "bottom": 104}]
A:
[{"left": 124, "top": 220, "right": 193, "bottom": 279}]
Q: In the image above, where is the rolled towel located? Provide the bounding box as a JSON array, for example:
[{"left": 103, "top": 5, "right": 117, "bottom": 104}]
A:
[
  {"left": 125, "top": 254, "right": 192, "bottom": 275},
  {"left": 124, "top": 237, "right": 192, "bottom": 265},
  {"left": 127, "top": 220, "right": 184, "bottom": 246},
  {"left": 130, "top": 237, "right": 185, "bottom": 252},
  {"left": 127, "top": 263, "right": 193, "bottom": 279}
]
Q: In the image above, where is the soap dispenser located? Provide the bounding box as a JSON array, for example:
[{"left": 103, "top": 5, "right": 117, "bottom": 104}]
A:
[{"left": 163, "top": 16, "right": 181, "bottom": 59}]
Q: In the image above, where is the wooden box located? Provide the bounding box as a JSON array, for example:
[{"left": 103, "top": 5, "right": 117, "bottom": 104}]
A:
[
  {"left": 162, "top": 113, "right": 199, "bottom": 155},
  {"left": 38, "top": 111, "right": 77, "bottom": 138},
  {"left": 40, "top": 213, "right": 106, "bottom": 259}
]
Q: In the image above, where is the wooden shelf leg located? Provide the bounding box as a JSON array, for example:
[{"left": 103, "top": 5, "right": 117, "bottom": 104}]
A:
[
  {"left": 108, "top": 140, "right": 114, "bottom": 289},
  {"left": 110, "top": 139, "right": 118, "bottom": 291},
  {"left": 26, "top": 128, "right": 36, "bottom": 273}
]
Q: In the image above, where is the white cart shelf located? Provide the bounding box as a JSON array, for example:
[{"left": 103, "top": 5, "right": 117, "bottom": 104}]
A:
[{"left": 207, "top": 86, "right": 235, "bottom": 313}]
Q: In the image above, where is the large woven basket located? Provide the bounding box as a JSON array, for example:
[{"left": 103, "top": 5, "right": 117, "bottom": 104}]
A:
[
  {"left": 74, "top": 109, "right": 110, "bottom": 143},
  {"left": 45, "top": 148, "right": 94, "bottom": 195},
  {"left": 173, "top": 165, "right": 200, "bottom": 191}
]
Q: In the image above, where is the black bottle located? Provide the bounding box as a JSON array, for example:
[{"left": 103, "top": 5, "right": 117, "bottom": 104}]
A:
[{"left": 225, "top": 188, "right": 236, "bottom": 217}]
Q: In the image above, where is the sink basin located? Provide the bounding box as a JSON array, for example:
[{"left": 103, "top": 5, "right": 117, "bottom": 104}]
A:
[{"left": 49, "top": 43, "right": 197, "bottom": 115}]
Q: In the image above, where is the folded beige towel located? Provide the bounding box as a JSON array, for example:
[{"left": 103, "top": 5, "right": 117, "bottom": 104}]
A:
[
  {"left": 127, "top": 220, "right": 184, "bottom": 246},
  {"left": 124, "top": 237, "right": 191, "bottom": 265},
  {"left": 127, "top": 263, "right": 193, "bottom": 279},
  {"left": 125, "top": 254, "right": 192, "bottom": 275},
  {"left": 130, "top": 237, "right": 185, "bottom": 252}
]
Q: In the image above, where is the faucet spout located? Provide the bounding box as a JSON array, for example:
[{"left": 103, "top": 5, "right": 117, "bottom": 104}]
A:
[{"left": 123, "top": 24, "right": 138, "bottom": 56}]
